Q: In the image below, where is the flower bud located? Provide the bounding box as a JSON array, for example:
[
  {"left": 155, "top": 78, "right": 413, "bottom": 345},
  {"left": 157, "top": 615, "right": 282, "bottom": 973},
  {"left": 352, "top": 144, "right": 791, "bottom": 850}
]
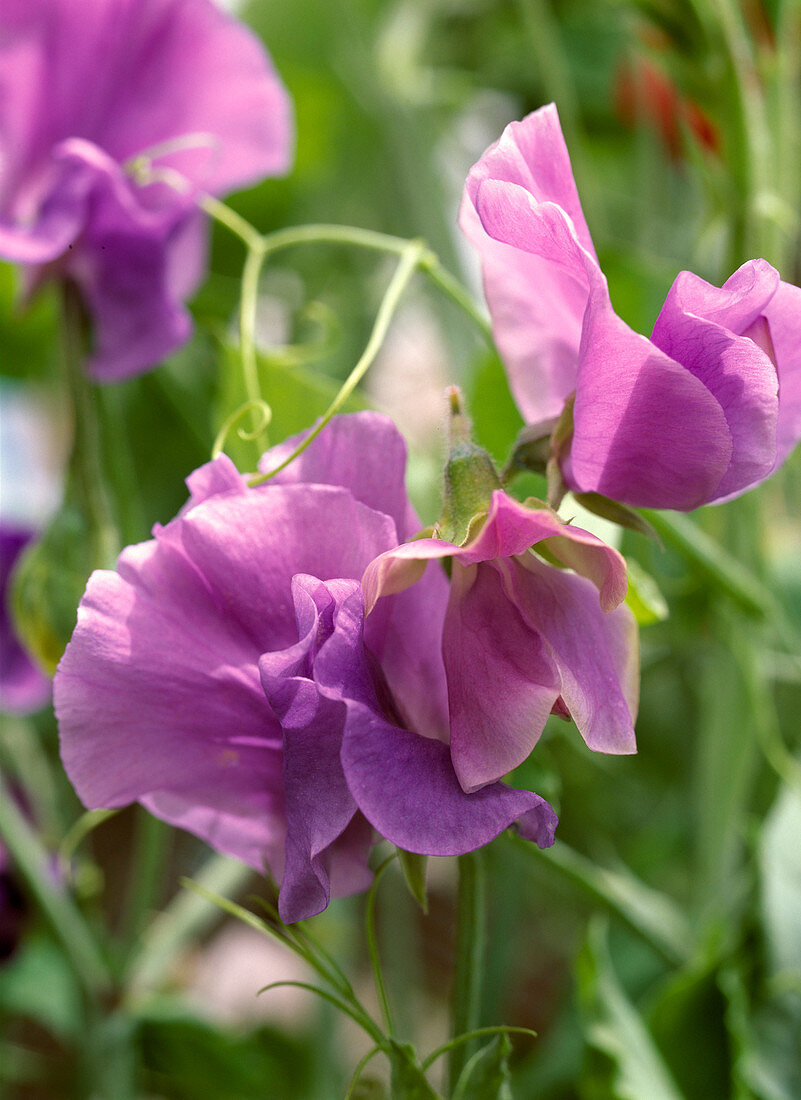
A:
[{"left": 437, "top": 388, "right": 502, "bottom": 545}]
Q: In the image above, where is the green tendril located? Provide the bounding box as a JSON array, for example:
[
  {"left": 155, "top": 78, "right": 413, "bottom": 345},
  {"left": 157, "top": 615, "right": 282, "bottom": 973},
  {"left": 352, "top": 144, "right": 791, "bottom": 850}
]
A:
[{"left": 212, "top": 400, "right": 273, "bottom": 459}]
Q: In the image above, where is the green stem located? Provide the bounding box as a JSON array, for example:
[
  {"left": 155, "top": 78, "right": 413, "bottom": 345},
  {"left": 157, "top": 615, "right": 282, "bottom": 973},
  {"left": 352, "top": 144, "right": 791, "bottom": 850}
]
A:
[
  {"left": 250, "top": 239, "right": 427, "bottom": 484},
  {"left": 448, "top": 851, "right": 486, "bottom": 1093},
  {"left": 0, "top": 777, "right": 112, "bottom": 998},
  {"left": 61, "top": 284, "right": 119, "bottom": 568},
  {"left": 366, "top": 857, "right": 396, "bottom": 1037},
  {"left": 120, "top": 810, "right": 170, "bottom": 963},
  {"left": 420, "top": 255, "right": 493, "bottom": 341},
  {"left": 123, "top": 854, "right": 252, "bottom": 996}
]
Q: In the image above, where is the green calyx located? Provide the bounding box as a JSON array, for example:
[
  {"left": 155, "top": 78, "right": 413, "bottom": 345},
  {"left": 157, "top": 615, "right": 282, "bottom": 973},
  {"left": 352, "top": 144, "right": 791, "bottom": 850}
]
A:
[{"left": 436, "top": 387, "right": 502, "bottom": 546}]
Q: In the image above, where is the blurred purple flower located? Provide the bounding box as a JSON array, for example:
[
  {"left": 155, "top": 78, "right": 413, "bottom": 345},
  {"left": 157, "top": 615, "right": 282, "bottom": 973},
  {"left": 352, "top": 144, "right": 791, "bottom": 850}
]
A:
[
  {"left": 0, "top": 0, "right": 293, "bottom": 380},
  {"left": 1, "top": 525, "right": 51, "bottom": 714},
  {"left": 461, "top": 104, "right": 801, "bottom": 510},
  {"left": 363, "top": 490, "right": 638, "bottom": 794},
  {"left": 55, "top": 414, "right": 556, "bottom": 923},
  {"left": 0, "top": 837, "right": 28, "bottom": 963}
]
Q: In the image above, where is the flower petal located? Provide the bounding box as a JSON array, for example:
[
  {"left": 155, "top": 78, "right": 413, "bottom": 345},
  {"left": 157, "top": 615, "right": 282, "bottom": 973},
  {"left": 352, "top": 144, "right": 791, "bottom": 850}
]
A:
[
  {"left": 260, "top": 412, "right": 418, "bottom": 541},
  {"left": 443, "top": 562, "right": 561, "bottom": 792},
  {"left": 460, "top": 104, "right": 595, "bottom": 424},
  {"left": 651, "top": 261, "right": 780, "bottom": 499},
  {"left": 569, "top": 274, "right": 734, "bottom": 508},
  {"left": 260, "top": 594, "right": 358, "bottom": 921},
  {"left": 764, "top": 280, "right": 801, "bottom": 469},
  {"left": 506, "top": 556, "right": 638, "bottom": 754},
  {"left": 341, "top": 699, "right": 554, "bottom": 854}
]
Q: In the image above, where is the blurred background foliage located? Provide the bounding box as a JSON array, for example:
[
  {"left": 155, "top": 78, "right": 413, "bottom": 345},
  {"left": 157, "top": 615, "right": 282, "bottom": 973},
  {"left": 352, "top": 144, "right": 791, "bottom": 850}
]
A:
[{"left": 1, "top": 0, "right": 800, "bottom": 1096}]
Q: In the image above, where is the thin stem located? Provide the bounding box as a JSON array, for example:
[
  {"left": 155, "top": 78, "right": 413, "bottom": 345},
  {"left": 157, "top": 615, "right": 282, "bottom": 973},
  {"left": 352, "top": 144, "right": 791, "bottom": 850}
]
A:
[
  {"left": 259, "top": 222, "right": 412, "bottom": 259},
  {"left": 345, "top": 1045, "right": 383, "bottom": 1099},
  {"left": 365, "top": 857, "right": 396, "bottom": 1037},
  {"left": 423, "top": 1026, "right": 538, "bottom": 1071},
  {"left": 448, "top": 850, "right": 487, "bottom": 1093},
  {"left": 61, "top": 284, "right": 119, "bottom": 568},
  {"left": 0, "top": 777, "right": 112, "bottom": 998},
  {"left": 238, "top": 246, "right": 270, "bottom": 450},
  {"left": 199, "top": 193, "right": 265, "bottom": 254},
  {"left": 257, "top": 981, "right": 386, "bottom": 1046},
  {"left": 120, "top": 810, "right": 170, "bottom": 962},
  {"left": 59, "top": 809, "right": 119, "bottom": 869},
  {"left": 124, "top": 855, "right": 252, "bottom": 995},
  {"left": 251, "top": 239, "right": 427, "bottom": 484},
  {"left": 420, "top": 255, "right": 493, "bottom": 341}
]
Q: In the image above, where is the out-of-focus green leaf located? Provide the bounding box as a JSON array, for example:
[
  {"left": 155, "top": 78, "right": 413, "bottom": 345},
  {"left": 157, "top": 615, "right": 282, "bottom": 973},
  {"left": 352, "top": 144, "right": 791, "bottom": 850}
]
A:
[
  {"left": 0, "top": 265, "right": 58, "bottom": 381},
  {"left": 647, "top": 963, "right": 732, "bottom": 1099},
  {"left": 452, "top": 1033, "right": 513, "bottom": 1100},
  {"left": 10, "top": 492, "right": 117, "bottom": 674},
  {"left": 625, "top": 558, "right": 670, "bottom": 625},
  {"left": 760, "top": 781, "right": 801, "bottom": 976},
  {"left": 467, "top": 350, "right": 524, "bottom": 468},
  {"left": 515, "top": 837, "right": 693, "bottom": 965},
  {"left": 0, "top": 936, "right": 82, "bottom": 1041},
  {"left": 741, "top": 996, "right": 801, "bottom": 1100},
  {"left": 135, "top": 1005, "right": 317, "bottom": 1100},
  {"left": 577, "top": 918, "right": 683, "bottom": 1100}
]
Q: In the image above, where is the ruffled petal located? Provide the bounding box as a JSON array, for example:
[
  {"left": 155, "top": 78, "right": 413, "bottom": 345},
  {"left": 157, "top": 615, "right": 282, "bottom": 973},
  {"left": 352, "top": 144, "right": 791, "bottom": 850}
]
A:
[
  {"left": 651, "top": 261, "right": 780, "bottom": 499},
  {"left": 460, "top": 104, "right": 595, "bottom": 424},
  {"left": 569, "top": 273, "right": 735, "bottom": 508},
  {"left": 505, "top": 556, "right": 638, "bottom": 755},
  {"left": 260, "top": 412, "right": 418, "bottom": 541},
  {"left": 55, "top": 551, "right": 287, "bottom": 871},
  {"left": 340, "top": 698, "right": 555, "bottom": 854},
  {"left": 474, "top": 175, "right": 735, "bottom": 509},
  {"left": 764, "top": 280, "right": 801, "bottom": 469},
  {"left": 0, "top": 0, "right": 292, "bottom": 198},
  {"left": 259, "top": 579, "right": 360, "bottom": 923},
  {"left": 442, "top": 562, "right": 560, "bottom": 792}
]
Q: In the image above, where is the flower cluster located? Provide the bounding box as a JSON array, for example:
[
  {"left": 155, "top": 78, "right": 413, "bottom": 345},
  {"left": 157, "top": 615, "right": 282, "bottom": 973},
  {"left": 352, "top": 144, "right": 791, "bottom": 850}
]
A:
[
  {"left": 460, "top": 104, "right": 801, "bottom": 510},
  {"left": 0, "top": 0, "right": 292, "bottom": 380},
  {"left": 55, "top": 413, "right": 638, "bottom": 921}
]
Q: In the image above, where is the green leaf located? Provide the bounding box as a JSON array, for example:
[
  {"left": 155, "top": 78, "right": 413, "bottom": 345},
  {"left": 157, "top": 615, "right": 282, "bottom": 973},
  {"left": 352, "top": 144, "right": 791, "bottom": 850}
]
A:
[
  {"left": 10, "top": 490, "right": 117, "bottom": 674},
  {"left": 388, "top": 1043, "right": 442, "bottom": 1100},
  {"left": 577, "top": 918, "right": 684, "bottom": 1100},
  {"left": 760, "top": 781, "right": 801, "bottom": 976},
  {"left": 135, "top": 1005, "right": 315, "bottom": 1100},
  {"left": 396, "top": 848, "right": 428, "bottom": 913},
  {"left": 647, "top": 963, "right": 732, "bottom": 1099},
  {"left": 0, "top": 936, "right": 82, "bottom": 1041},
  {"left": 625, "top": 558, "right": 670, "bottom": 625},
  {"left": 572, "top": 492, "right": 660, "bottom": 541},
  {"left": 452, "top": 1034, "right": 513, "bottom": 1100},
  {"left": 514, "top": 836, "right": 693, "bottom": 965},
  {"left": 467, "top": 349, "right": 524, "bottom": 466}
]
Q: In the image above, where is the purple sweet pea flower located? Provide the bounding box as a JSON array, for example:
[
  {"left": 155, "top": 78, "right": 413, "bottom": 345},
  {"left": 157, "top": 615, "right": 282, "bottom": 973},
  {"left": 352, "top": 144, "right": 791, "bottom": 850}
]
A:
[
  {"left": 363, "top": 490, "right": 638, "bottom": 794},
  {"left": 1, "top": 524, "right": 51, "bottom": 714},
  {"left": 0, "top": 0, "right": 293, "bottom": 380},
  {"left": 460, "top": 104, "right": 801, "bottom": 510},
  {"left": 55, "top": 413, "right": 557, "bottom": 923}
]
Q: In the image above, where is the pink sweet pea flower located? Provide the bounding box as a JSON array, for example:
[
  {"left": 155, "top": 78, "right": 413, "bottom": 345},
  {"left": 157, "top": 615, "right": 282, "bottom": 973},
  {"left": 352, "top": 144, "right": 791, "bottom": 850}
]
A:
[
  {"left": 460, "top": 104, "right": 801, "bottom": 510},
  {"left": 363, "top": 490, "right": 638, "bottom": 794},
  {"left": 55, "top": 414, "right": 557, "bottom": 923},
  {"left": 0, "top": 0, "right": 293, "bottom": 380}
]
